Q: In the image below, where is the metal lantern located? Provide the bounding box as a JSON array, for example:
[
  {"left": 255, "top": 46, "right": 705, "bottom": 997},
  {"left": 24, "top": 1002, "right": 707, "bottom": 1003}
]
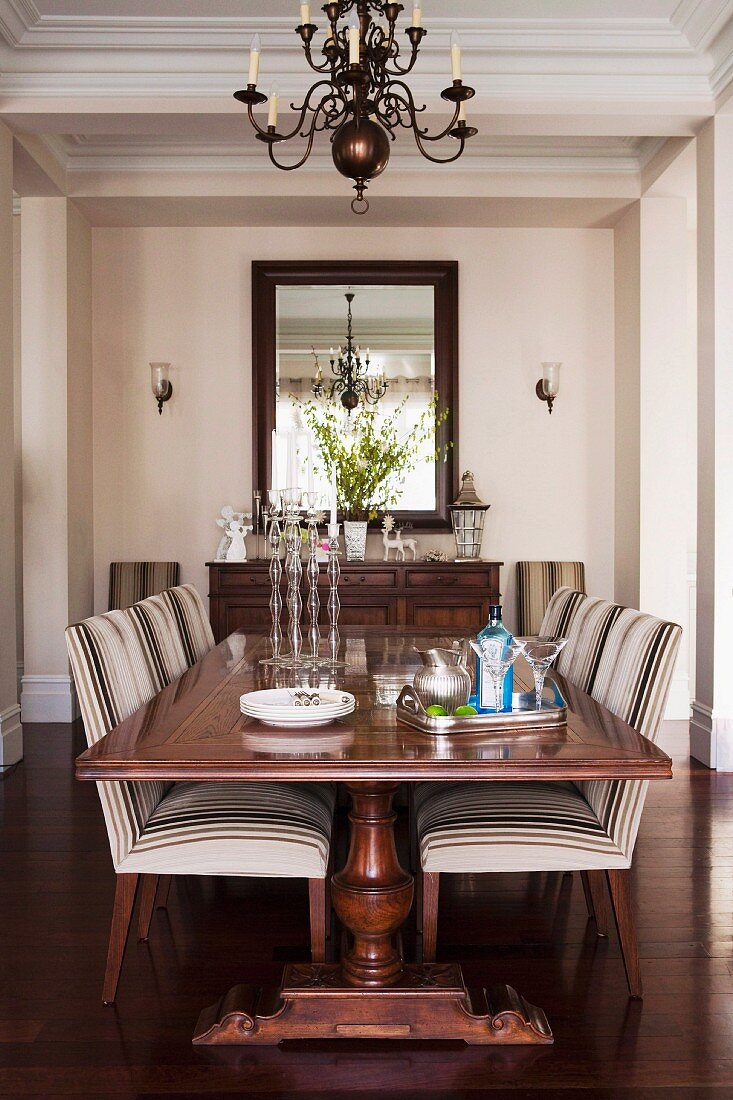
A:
[{"left": 449, "top": 471, "right": 490, "bottom": 562}]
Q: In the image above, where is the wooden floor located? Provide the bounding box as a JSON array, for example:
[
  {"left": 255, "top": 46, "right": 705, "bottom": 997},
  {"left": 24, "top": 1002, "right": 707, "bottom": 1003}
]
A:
[{"left": 1, "top": 721, "right": 731, "bottom": 1098}]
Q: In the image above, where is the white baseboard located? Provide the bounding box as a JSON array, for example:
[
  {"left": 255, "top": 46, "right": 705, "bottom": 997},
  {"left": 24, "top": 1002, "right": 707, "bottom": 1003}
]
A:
[
  {"left": 0, "top": 704, "right": 22, "bottom": 768},
  {"left": 664, "top": 672, "right": 690, "bottom": 721},
  {"left": 689, "top": 700, "right": 733, "bottom": 771},
  {"left": 20, "top": 674, "right": 79, "bottom": 724}
]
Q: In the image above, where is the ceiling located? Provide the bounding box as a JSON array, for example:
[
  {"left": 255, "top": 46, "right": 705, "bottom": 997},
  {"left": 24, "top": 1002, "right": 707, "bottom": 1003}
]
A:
[{"left": 2, "top": 0, "right": 730, "bottom": 224}]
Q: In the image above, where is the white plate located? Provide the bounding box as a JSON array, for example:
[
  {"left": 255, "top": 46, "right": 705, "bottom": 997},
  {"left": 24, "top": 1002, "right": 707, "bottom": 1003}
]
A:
[
  {"left": 240, "top": 700, "right": 354, "bottom": 715},
  {"left": 239, "top": 688, "right": 355, "bottom": 728}
]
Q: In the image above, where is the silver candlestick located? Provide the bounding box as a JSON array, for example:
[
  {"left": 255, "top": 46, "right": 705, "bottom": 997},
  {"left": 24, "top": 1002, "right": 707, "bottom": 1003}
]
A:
[
  {"left": 305, "top": 495, "right": 321, "bottom": 664},
  {"left": 281, "top": 489, "right": 304, "bottom": 667},
  {"left": 260, "top": 494, "right": 284, "bottom": 666},
  {"left": 326, "top": 522, "right": 345, "bottom": 668}
]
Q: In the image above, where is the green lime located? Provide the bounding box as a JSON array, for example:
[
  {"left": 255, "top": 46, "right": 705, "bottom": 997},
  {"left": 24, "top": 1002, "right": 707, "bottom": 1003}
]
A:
[
  {"left": 425, "top": 704, "right": 448, "bottom": 717},
  {"left": 454, "top": 705, "right": 478, "bottom": 716}
]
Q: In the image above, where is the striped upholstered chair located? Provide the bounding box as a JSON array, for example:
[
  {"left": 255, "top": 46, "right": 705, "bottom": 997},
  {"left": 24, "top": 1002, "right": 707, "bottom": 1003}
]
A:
[
  {"left": 160, "top": 583, "right": 215, "bottom": 665},
  {"left": 415, "top": 603, "right": 681, "bottom": 997},
  {"left": 66, "top": 609, "right": 335, "bottom": 1004},
  {"left": 516, "top": 562, "right": 586, "bottom": 636},
  {"left": 108, "top": 561, "right": 180, "bottom": 611},
  {"left": 554, "top": 595, "right": 624, "bottom": 694},
  {"left": 537, "top": 584, "right": 587, "bottom": 640}
]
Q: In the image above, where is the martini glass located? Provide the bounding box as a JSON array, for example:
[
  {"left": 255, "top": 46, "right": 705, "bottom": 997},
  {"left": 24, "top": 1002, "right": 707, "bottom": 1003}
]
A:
[
  {"left": 469, "top": 639, "right": 525, "bottom": 714},
  {"left": 519, "top": 636, "right": 568, "bottom": 710}
]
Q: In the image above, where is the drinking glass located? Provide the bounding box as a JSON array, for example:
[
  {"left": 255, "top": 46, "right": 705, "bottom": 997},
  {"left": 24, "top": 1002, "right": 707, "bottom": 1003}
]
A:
[
  {"left": 469, "top": 639, "right": 525, "bottom": 714},
  {"left": 519, "top": 636, "right": 568, "bottom": 710}
]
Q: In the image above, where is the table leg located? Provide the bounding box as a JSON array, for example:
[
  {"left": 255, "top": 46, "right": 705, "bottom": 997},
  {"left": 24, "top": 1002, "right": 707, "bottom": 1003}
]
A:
[{"left": 193, "top": 782, "right": 553, "bottom": 1045}]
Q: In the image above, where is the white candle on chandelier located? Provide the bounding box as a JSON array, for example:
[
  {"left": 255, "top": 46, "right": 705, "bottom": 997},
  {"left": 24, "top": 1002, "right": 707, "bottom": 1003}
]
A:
[
  {"left": 248, "top": 33, "right": 261, "bottom": 85},
  {"left": 458, "top": 99, "right": 467, "bottom": 123},
  {"left": 299, "top": 3, "right": 310, "bottom": 26},
  {"left": 267, "top": 83, "right": 279, "bottom": 129},
  {"left": 330, "top": 465, "right": 338, "bottom": 525},
  {"left": 450, "top": 31, "right": 462, "bottom": 81},
  {"left": 412, "top": 3, "right": 422, "bottom": 28},
  {"left": 349, "top": 11, "right": 360, "bottom": 65}
]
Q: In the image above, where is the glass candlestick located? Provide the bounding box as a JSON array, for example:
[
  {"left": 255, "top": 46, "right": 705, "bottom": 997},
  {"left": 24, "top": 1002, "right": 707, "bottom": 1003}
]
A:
[
  {"left": 281, "top": 499, "right": 305, "bottom": 667},
  {"left": 305, "top": 495, "right": 321, "bottom": 664},
  {"left": 326, "top": 522, "right": 345, "bottom": 668},
  {"left": 260, "top": 503, "right": 284, "bottom": 666}
]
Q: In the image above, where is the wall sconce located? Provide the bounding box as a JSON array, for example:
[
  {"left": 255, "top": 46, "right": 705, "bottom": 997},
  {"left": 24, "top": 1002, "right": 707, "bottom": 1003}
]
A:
[
  {"left": 535, "top": 362, "right": 561, "bottom": 415},
  {"left": 150, "top": 362, "right": 173, "bottom": 415}
]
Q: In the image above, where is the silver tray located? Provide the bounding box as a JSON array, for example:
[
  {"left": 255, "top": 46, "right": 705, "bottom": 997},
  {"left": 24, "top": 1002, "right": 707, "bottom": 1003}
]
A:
[{"left": 396, "top": 681, "right": 567, "bottom": 736}]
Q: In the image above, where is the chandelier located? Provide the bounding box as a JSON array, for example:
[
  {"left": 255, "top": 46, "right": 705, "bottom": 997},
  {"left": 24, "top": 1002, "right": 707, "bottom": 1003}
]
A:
[
  {"left": 233, "top": 1, "right": 477, "bottom": 214},
  {"left": 312, "top": 292, "right": 388, "bottom": 411}
]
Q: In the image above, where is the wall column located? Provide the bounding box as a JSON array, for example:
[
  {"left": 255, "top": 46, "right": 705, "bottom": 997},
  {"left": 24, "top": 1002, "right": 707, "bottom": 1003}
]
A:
[
  {"left": 20, "top": 198, "right": 93, "bottom": 724},
  {"left": 0, "top": 123, "right": 21, "bottom": 765},
  {"left": 692, "top": 116, "right": 733, "bottom": 769},
  {"left": 614, "top": 195, "right": 691, "bottom": 718}
]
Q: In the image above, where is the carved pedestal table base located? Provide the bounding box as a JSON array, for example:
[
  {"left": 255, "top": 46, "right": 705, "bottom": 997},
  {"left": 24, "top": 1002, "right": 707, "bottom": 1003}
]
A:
[{"left": 193, "top": 783, "right": 553, "bottom": 1047}]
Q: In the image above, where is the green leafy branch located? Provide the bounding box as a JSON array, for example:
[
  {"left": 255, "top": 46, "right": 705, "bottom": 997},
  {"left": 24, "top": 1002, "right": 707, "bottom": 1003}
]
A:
[{"left": 296, "top": 394, "right": 451, "bottom": 522}]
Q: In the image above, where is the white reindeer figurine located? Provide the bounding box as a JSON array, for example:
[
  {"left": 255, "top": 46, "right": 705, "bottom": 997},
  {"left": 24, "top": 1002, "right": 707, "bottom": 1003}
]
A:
[{"left": 382, "top": 514, "right": 417, "bottom": 562}]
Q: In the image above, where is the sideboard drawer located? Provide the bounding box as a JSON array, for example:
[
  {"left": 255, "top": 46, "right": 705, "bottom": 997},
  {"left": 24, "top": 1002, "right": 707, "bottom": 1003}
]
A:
[
  {"left": 319, "top": 569, "right": 398, "bottom": 589},
  {"left": 405, "top": 568, "right": 495, "bottom": 590},
  {"left": 220, "top": 569, "right": 273, "bottom": 589}
]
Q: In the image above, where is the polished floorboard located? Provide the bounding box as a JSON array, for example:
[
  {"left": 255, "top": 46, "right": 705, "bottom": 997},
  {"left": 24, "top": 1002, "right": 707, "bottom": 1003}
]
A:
[{"left": 1, "top": 721, "right": 732, "bottom": 1098}]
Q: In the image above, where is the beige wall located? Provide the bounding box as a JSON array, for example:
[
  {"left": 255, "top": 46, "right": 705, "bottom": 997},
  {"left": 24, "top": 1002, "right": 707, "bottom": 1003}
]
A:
[
  {"left": 613, "top": 204, "right": 641, "bottom": 610},
  {"left": 20, "top": 198, "right": 94, "bottom": 720},
  {"left": 66, "top": 202, "right": 94, "bottom": 628},
  {"left": 92, "top": 225, "right": 615, "bottom": 628},
  {"left": 0, "top": 123, "right": 18, "bottom": 733},
  {"left": 13, "top": 205, "right": 22, "bottom": 687}
]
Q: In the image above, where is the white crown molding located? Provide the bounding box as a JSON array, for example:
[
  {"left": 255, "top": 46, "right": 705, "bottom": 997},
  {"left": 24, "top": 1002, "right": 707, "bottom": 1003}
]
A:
[
  {"left": 673, "top": 0, "right": 733, "bottom": 50},
  {"left": 0, "top": 67, "right": 715, "bottom": 102},
  {"left": 0, "top": 0, "right": 37, "bottom": 46},
  {"left": 0, "top": 11, "right": 696, "bottom": 52}
]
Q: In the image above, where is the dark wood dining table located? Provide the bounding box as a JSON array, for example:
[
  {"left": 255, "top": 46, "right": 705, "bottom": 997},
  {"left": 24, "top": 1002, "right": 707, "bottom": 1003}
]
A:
[{"left": 75, "top": 626, "right": 672, "bottom": 1047}]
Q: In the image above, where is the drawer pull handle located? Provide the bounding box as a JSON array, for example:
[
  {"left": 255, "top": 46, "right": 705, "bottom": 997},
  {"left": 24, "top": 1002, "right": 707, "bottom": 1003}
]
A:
[{"left": 436, "top": 576, "right": 458, "bottom": 585}]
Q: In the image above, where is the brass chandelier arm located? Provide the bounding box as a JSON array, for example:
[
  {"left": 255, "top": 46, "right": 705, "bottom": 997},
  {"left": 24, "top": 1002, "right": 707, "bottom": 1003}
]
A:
[
  {"left": 302, "top": 41, "right": 337, "bottom": 74},
  {"left": 248, "top": 80, "right": 342, "bottom": 145},
  {"left": 380, "top": 80, "right": 461, "bottom": 143},
  {"left": 267, "top": 98, "right": 338, "bottom": 170}
]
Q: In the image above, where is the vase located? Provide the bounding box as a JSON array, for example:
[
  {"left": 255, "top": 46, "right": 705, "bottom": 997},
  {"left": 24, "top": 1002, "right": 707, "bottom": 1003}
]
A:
[{"left": 343, "top": 520, "right": 368, "bottom": 562}]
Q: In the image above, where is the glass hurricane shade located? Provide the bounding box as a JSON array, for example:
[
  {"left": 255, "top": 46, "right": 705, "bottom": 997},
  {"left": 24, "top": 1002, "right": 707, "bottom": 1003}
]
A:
[
  {"left": 150, "top": 362, "right": 172, "bottom": 413},
  {"left": 541, "top": 362, "right": 561, "bottom": 398}
]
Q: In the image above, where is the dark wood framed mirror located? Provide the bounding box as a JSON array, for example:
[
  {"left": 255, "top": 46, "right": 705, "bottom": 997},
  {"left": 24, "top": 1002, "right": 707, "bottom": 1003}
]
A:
[{"left": 252, "top": 260, "right": 458, "bottom": 530}]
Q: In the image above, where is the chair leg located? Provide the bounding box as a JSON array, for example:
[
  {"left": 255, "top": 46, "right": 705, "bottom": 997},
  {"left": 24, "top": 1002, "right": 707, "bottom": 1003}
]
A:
[
  {"left": 606, "top": 868, "right": 643, "bottom": 999},
  {"left": 137, "top": 875, "right": 159, "bottom": 942},
  {"left": 309, "top": 879, "right": 327, "bottom": 963},
  {"left": 157, "top": 874, "right": 173, "bottom": 909},
  {"left": 586, "top": 870, "right": 610, "bottom": 937},
  {"left": 421, "top": 872, "right": 440, "bottom": 963},
  {"left": 580, "top": 870, "right": 609, "bottom": 937},
  {"left": 102, "top": 873, "right": 139, "bottom": 1005}
]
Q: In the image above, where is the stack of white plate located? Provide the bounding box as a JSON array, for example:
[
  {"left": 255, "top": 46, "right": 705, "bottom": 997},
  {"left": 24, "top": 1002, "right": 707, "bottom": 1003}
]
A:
[{"left": 239, "top": 688, "right": 355, "bottom": 728}]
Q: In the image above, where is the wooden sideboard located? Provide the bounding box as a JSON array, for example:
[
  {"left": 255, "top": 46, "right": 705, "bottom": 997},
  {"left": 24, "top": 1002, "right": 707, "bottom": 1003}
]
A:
[{"left": 206, "top": 559, "right": 502, "bottom": 642}]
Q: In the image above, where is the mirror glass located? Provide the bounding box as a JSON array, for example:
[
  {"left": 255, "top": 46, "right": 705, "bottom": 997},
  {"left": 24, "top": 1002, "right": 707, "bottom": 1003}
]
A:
[{"left": 275, "top": 283, "right": 436, "bottom": 511}]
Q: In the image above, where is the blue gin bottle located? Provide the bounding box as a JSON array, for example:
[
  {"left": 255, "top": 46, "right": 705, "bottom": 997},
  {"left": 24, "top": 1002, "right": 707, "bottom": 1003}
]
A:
[{"left": 476, "top": 604, "right": 515, "bottom": 713}]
